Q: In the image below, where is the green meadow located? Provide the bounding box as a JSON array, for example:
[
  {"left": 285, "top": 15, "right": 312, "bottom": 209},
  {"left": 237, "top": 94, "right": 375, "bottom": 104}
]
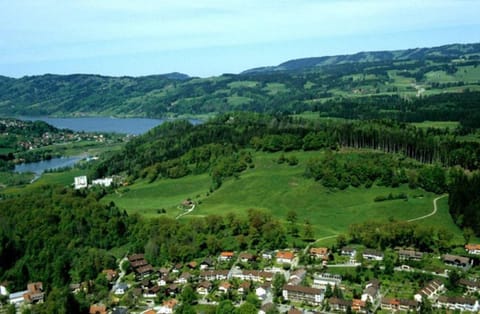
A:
[{"left": 102, "top": 150, "right": 465, "bottom": 243}]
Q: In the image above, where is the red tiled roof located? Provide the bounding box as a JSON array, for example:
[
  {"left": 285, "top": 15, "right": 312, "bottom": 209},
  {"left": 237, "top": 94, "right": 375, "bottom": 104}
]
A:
[{"left": 276, "top": 251, "right": 294, "bottom": 260}]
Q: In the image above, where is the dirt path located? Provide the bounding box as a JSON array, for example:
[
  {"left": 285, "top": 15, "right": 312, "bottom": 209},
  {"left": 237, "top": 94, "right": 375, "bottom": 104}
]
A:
[
  {"left": 176, "top": 204, "right": 196, "bottom": 219},
  {"left": 309, "top": 194, "right": 448, "bottom": 246},
  {"left": 407, "top": 194, "right": 447, "bottom": 222}
]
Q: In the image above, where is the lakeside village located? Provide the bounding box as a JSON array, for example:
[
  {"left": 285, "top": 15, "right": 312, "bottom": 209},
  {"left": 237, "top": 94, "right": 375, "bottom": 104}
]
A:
[{"left": 2, "top": 225, "right": 480, "bottom": 314}]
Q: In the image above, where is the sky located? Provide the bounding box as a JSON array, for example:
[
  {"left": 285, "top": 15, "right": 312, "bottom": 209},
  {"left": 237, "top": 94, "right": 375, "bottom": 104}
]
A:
[{"left": 0, "top": 0, "right": 479, "bottom": 78}]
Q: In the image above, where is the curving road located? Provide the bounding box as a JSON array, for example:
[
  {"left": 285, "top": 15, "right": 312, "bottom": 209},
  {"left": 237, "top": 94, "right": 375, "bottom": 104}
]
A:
[{"left": 407, "top": 194, "right": 447, "bottom": 222}]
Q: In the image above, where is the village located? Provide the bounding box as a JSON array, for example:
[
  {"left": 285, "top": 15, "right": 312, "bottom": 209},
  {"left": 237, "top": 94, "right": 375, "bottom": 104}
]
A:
[{"left": 2, "top": 242, "right": 479, "bottom": 314}]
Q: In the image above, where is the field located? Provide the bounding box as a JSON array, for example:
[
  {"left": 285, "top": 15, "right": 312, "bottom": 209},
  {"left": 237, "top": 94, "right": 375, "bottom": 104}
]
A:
[
  {"left": 410, "top": 121, "right": 459, "bottom": 130},
  {"left": 102, "top": 150, "right": 467, "bottom": 243}
]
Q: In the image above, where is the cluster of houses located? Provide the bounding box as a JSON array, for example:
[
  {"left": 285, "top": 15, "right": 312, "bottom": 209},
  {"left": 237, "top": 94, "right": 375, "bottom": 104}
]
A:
[
  {"left": 3, "top": 241, "right": 480, "bottom": 313},
  {"left": 81, "top": 243, "right": 480, "bottom": 313},
  {"left": 2, "top": 282, "right": 45, "bottom": 307}
]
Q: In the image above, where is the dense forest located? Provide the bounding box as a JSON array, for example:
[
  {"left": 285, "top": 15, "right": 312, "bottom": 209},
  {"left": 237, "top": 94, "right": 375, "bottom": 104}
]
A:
[
  {"left": 448, "top": 170, "right": 480, "bottom": 236},
  {"left": 94, "top": 113, "right": 480, "bottom": 187},
  {"left": 0, "top": 185, "right": 290, "bottom": 312}
]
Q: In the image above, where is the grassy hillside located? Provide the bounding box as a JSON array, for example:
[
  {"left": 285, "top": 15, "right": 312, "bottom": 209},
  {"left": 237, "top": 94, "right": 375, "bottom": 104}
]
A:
[
  {"left": 0, "top": 43, "right": 479, "bottom": 122},
  {"left": 102, "top": 150, "right": 465, "bottom": 244}
]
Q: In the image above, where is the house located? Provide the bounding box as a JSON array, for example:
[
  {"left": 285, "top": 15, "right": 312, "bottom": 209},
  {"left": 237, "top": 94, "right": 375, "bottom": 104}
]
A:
[
  {"left": 351, "top": 299, "right": 366, "bottom": 313},
  {"left": 199, "top": 270, "right": 229, "bottom": 281},
  {"left": 329, "top": 297, "right": 351, "bottom": 312},
  {"left": 175, "top": 272, "right": 192, "bottom": 284},
  {"left": 102, "top": 269, "right": 118, "bottom": 282},
  {"left": 288, "top": 268, "right": 306, "bottom": 286},
  {"left": 414, "top": 279, "right": 444, "bottom": 302},
  {"left": 200, "top": 257, "right": 214, "bottom": 270},
  {"left": 196, "top": 281, "right": 212, "bottom": 295},
  {"left": 239, "top": 252, "right": 255, "bottom": 263},
  {"left": 136, "top": 264, "right": 154, "bottom": 277},
  {"left": 92, "top": 177, "right": 113, "bottom": 187},
  {"left": 23, "top": 282, "right": 44, "bottom": 304},
  {"left": 238, "top": 281, "right": 251, "bottom": 295},
  {"left": 313, "top": 273, "right": 342, "bottom": 289},
  {"left": 89, "top": 304, "right": 107, "bottom": 314},
  {"left": 157, "top": 275, "right": 169, "bottom": 286},
  {"left": 74, "top": 175, "right": 88, "bottom": 189},
  {"left": 112, "top": 307, "right": 129, "bottom": 314},
  {"left": 276, "top": 251, "right": 295, "bottom": 264},
  {"left": 442, "top": 254, "right": 471, "bottom": 268},
  {"left": 128, "top": 253, "right": 145, "bottom": 262},
  {"left": 9, "top": 290, "right": 28, "bottom": 305},
  {"left": 381, "top": 298, "right": 418, "bottom": 312},
  {"left": 363, "top": 249, "right": 383, "bottom": 261},
  {"left": 397, "top": 249, "right": 424, "bottom": 261},
  {"left": 158, "top": 299, "right": 178, "bottom": 314},
  {"left": 256, "top": 284, "right": 271, "bottom": 300},
  {"left": 143, "top": 286, "right": 160, "bottom": 298},
  {"left": 232, "top": 270, "right": 273, "bottom": 282},
  {"left": 381, "top": 298, "right": 400, "bottom": 311},
  {"left": 128, "top": 254, "right": 154, "bottom": 277},
  {"left": 187, "top": 261, "right": 197, "bottom": 269},
  {"left": 361, "top": 279, "right": 380, "bottom": 304},
  {"left": 167, "top": 284, "right": 180, "bottom": 296},
  {"left": 459, "top": 278, "right": 480, "bottom": 293},
  {"left": 282, "top": 284, "right": 324, "bottom": 305},
  {"left": 437, "top": 296, "right": 479, "bottom": 312},
  {"left": 172, "top": 263, "right": 183, "bottom": 273},
  {"left": 399, "top": 299, "right": 419, "bottom": 312},
  {"left": 310, "top": 247, "right": 329, "bottom": 259},
  {"left": 262, "top": 251, "right": 274, "bottom": 259},
  {"left": 465, "top": 244, "right": 480, "bottom": 255},
  {"left": 218, "top": 251, "right": 234, "bottom": 261},
  {"left": 114, "top": 283, "right": 129, "bottom": 295},
  {"left": 341, "top": 247, "right": 356, "bottom": 258},
  {"left": 69, "top": 283, "right": 81, "bottom": 294},
  {"left": 0, "top": 285, "right": 8, "bottom": 296},
  {"left": 158, "top": 267, "right": 171, "bottom": 277},
  {"left": 218, "top": 281, "right": 232, "bottom": 294},
  {"left": 288, "top": 307, "right": 302, "bottom": 314}
]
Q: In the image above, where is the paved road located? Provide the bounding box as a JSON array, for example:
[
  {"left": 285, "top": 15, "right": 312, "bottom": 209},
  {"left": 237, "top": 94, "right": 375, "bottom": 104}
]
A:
[
  {"left": 407, "top": 194, "right": 447, "bottom": 222},
  {"left": 111, "top": 255, "right": 128, "bottom": 293}
]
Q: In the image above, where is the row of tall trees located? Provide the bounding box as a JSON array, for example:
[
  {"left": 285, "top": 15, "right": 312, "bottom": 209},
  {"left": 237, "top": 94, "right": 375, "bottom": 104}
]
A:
[
  {"left": 448, "top": 170, "right": 480, "bottom": 236},
  {"left": 94, "top": 113, "right": 480, "bottom": 186}
]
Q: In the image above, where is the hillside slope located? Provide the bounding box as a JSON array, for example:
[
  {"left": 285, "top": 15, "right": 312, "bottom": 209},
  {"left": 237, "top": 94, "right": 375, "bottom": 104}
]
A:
[{"left": 0, "top": 43, "right": 479, "bottom": 119}]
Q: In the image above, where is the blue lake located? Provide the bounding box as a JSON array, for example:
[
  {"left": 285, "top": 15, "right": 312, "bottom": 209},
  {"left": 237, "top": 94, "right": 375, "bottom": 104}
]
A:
[
  {"left": 14, "top": 156, "right": 84, "bottom": 180},
  {"left": 19, "top": 116, "right": 167, "bottom": 135}
]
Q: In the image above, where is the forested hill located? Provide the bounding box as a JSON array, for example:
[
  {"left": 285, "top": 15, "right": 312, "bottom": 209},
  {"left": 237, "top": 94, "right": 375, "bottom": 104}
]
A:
[
  {"left": 244, "top": 43, "right": 480, "bottom": 73},
  {"left": 0, "top": 43, "right": 479, "bottom": 120}
]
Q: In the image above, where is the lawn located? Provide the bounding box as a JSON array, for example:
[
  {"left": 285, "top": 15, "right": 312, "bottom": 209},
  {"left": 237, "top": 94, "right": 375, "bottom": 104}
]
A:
[{"left": 102, "top": 151, "right": 460, "bottom": 242}]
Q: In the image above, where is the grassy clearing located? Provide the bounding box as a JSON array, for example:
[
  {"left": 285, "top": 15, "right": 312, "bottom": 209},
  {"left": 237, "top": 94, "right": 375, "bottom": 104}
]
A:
[
  {"left": 102, "top": 173, "right": 212, "bottom": 219},
  {"left": 410, "top": 121, "right": 459, "bottom": 130},
  {"left": 102, "top": 150, "right": 460, "bottom": 242}
]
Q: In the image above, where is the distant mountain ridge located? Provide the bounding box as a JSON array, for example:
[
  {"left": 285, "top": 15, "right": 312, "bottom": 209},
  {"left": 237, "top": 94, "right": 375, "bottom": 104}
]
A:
[
  {"left": 0, "top": 42, "right": 479, "bottom": 118},
  {"left": 243, "top": 43, "right": 480, "bottom": 73}
]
